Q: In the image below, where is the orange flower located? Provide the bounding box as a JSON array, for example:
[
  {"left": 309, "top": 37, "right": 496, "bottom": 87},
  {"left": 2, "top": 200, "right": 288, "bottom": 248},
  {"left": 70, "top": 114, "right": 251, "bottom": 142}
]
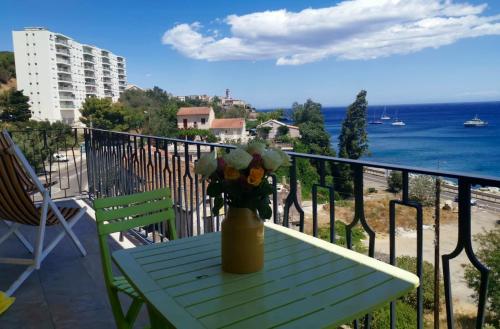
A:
[
  {"left": 224, "top": 166, "right": 240, "bottom": 180},
  {"left": 247, "top": 166, "right": 265, "bottom": 186}
]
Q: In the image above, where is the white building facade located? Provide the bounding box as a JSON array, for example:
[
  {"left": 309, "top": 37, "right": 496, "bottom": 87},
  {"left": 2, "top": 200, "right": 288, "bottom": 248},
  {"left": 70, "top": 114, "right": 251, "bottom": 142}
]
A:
[{"left": 12, "top": 27, "right": 127, "bottom": 125}]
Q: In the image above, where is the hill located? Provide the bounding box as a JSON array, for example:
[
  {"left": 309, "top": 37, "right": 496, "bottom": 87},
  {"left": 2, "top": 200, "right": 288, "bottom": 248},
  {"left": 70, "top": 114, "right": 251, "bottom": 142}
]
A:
[{"left": 0, "top": 51, "right": 16, "bottom": 91}]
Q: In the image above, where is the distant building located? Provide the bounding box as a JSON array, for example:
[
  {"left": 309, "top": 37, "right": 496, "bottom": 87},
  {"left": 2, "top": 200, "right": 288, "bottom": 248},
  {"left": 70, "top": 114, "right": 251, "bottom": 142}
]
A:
[
  {"left": 211, "top": 118, "right": 247, "bottom": 143},
  {"left": 177, "top": 107, "right": 214, "bottom": 130},
  {"left": 257, "top": 119, "right": 300, "bottom": 139},
  {"left": 175, "top": 106, "right": 247, "bottom": 142},
  {"left": 12, "top": 27, "right": 127, "bottom": 125}
]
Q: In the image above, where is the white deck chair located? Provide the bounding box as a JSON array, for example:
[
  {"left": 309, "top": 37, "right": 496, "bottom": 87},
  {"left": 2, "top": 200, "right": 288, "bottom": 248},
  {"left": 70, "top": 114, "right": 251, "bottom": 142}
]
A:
[{"left": 0, "top": 130, "right": 87, "bottom": 296}]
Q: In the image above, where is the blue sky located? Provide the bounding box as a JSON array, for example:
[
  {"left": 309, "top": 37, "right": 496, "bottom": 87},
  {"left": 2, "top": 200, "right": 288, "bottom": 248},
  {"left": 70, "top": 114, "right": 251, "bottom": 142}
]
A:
[{"left": 1, "top": 0, "right": 500, "bottom": 108}]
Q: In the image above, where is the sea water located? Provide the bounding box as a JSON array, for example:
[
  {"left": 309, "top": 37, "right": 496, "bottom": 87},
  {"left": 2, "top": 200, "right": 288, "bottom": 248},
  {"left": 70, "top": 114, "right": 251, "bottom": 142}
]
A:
[{"left": 322, "top": 102, "right": 500, "bottom": 177}]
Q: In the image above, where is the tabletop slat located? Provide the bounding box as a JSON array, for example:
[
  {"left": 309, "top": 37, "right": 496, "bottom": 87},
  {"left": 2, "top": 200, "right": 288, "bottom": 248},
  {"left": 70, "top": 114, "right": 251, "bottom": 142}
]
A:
[{"left": 113, "top": 222, "right": 419, "bottom": 329}]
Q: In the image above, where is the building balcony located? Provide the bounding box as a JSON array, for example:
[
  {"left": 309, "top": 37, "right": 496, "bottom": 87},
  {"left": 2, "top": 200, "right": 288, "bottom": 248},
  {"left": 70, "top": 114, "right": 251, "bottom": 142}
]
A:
[
  {"left": 59, "top": 101, "right": 74, "bottom": 109},
  {"left": 85, "top": 79, "right": 96, "bottom": 86},
  {"left": 85, "top": 72, "right": 95, "bottom": 78},
  {"left": 56, "top": 56, "right": 71, "bottom": 65},
  {"left": 83, "top": 56, "right": 95, "bottom": 63},
  {"left": 57, "top": 75, "right": 72, "bottom": 82},
  {"left": 1, "top": 128, "right": 499, "bottom": 329},
  {"left": 54, "top": 37, "right": 69, "bottom": 46},
  {"left": 55, "top": 47, "right": 70, "bottom": 56},
  {"left": 117, "top": 63, "right": 125, "bottom": 69},
  {"left": 83, "top": 46, "right": 94, "bottom": 55}
]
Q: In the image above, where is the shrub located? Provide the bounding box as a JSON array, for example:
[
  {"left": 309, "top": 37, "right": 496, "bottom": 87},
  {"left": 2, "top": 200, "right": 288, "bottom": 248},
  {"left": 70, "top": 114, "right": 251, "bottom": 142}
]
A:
[
  {"left": 368, "top": 187, "right": 377, "bottom": 193},
  {"left": 396, "top": 256, "right": 442, "bottom": 312},
  {"left": 464, "top": 227, "right": 500, "bottom": 327},
  {"left": 409, "top": 175, "right": 436, "bottom": 206},
  {"left": 387, "top": 170, "right": 403, "bottom": 192},
  {"left": 370, "top": 302, "right": 417, "bottom": 329},
  {"left": 318, "top": 222, "right": 366, "bottom": 253}
]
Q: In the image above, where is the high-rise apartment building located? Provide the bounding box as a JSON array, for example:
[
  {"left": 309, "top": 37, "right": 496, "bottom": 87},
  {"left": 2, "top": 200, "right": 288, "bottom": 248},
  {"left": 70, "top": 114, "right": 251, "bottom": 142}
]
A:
[{"left": 12, "top": 27, "right": 127, "bottom": 125}]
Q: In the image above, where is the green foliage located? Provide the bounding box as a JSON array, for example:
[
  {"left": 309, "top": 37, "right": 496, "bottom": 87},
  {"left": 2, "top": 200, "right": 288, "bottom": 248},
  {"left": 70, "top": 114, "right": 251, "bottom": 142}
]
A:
[
  {"left": 368, "top": 187, "right": 377, "bottom": 193},
  {"left": 277, "top": 125, "right": 289, "bottom": 137},
  {"left": 80, "top": 98, "right": 139, "bottom": 131},
  {"left": 335, "top": 90, "right": 369, "bottom": 198},
  {"left": 409, "top": 175, "right": 436, "bottom": 206},
  {"left": 177, "top": 128, "right": 216, "bottom": 142},
  {"left": 465, "top": 227, "right": 500, "bottom": 327},
  {"left": 148, "top": 102, "right": 178, "bottom": 137},
  {"left": 0, "top": 51, "right": 16, "bottom": 84},
  {"left": 388, "top": 170, "right": 403, "bottom": 192},
  {"left": 290, "top": 99, "right": 336, "bottom": 200},
  {"left": 6, "top": 121, "right": 73, "bottom": 172},
  {"left": 223, "top": 106, "right": 247, "bottom": 119},
  {"left": 257, "top": 109, "right": 284, "bottom": 122},
  {"left": 318, "top": 222, "right": 367, "bottom": 253},
  {"left": 370, "top": 302, "right": 417, "bottom": 329},
  {"left": 396, "top": 256, "right": 442, "bottom": 311},
  {"left": 292, "top": 99, "right": 324, "bottom": 125},
  {"left": 256, "top": 126, "right": 272, "bottom": 139},
  {"left": 0, "top": 88, "right": 31, "bottom": 122}
]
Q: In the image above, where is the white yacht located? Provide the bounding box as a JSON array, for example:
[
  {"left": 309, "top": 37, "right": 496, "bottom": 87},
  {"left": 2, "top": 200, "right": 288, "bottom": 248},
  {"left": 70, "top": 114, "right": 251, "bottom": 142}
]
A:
[
  {"left": 380, "top": 106, "right": 391, "bottom": 120},
  {"left": 391, "top": 111, "right": 405, "bottom": 126},
  {"left": 391, "top": 119, "right": 406, "bottom": 126},
  {"left": 464, "top": 115, "right": 488, "bottom": 127}
]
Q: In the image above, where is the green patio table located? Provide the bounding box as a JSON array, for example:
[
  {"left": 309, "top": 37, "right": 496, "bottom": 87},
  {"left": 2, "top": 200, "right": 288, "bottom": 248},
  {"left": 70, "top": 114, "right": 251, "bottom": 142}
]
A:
[{"left": 112, "top": 222, "right": 419, "bottom": 329}]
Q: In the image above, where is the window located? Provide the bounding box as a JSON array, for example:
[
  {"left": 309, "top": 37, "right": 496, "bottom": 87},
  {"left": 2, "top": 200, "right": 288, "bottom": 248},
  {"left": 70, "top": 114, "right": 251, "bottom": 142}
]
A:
[{"left": 201, "top": 118, "right": 206, "bottom": 124}]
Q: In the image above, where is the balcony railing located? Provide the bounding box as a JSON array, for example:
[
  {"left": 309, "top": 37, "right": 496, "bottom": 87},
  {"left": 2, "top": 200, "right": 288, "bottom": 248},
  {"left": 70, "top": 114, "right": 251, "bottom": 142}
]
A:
[
  {"left": 5, "top": 128, "right": 498, "bottom": 328},
  {"left": 81, "top": 128, "right": 499, "bottom": 329}
]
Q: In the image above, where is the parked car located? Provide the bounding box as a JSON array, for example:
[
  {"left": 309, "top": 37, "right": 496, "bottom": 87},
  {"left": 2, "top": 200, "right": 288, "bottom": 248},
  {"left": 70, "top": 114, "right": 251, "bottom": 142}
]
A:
[{"left": 53, "top": 153, "right": 69, "bottom": 162}]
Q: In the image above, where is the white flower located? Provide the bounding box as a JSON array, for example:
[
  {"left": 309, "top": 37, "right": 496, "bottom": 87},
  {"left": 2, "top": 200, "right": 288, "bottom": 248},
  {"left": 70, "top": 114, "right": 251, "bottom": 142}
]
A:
[
  {"left": 223, "top": 148, "right": 253, "bottom": 170},
  {"left": 195, "top": 152, "right": 217, "bottom": 178},
  {"left": 245, "top": 141, "right": 266, "bottom": 155},
  {"left": 262, "top": 149, "right": 283, "bottom": 171}
]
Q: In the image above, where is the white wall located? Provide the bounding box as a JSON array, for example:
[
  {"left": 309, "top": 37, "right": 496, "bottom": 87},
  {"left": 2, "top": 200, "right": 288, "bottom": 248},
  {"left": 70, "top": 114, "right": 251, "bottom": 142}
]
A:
[{"left": 12, "top": 28, "right": 127, "bottom": 125}]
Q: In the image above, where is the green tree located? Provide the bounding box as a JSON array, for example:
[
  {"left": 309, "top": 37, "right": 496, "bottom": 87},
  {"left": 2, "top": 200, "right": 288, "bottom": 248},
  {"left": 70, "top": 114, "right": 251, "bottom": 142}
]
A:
[
  {"left": 0, "top": 51, "right": 16, "bottom": 84},
  {"left": 465, "top": 227, "right": 500, "bottom": 327},
  {"left": 335, "top": 90, "right": 369, "bottom": 198},
  {"left": 388, "top": 170, "right": 403, "bottom": 192},
  {"left": 148, "top": 102, "right": 178, "bottom": 137},
  {"left": 409, "top": 175, "right": 436, "bottom": 206},
  {"left": 0, "top": 88, "right": 31, "bottom": 122},
  {"left": 80, "top": 98, "right": 138, "bottom": 131}
]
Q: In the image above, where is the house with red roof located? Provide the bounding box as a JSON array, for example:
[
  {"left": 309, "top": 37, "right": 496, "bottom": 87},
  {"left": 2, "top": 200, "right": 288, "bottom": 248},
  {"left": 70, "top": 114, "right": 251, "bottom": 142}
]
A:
[{"left": 176, "top": 106, "right": 247, "bottom": 142}]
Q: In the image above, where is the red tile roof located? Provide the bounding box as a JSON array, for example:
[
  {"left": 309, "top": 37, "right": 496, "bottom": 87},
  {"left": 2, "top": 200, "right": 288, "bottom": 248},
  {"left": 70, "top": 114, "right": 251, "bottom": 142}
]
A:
[
  {"left": 211, "top": 118, "right": 245, "bottom": 129},
  {"left": 177, "top": 107, "right": 212, "bottom": 116}
]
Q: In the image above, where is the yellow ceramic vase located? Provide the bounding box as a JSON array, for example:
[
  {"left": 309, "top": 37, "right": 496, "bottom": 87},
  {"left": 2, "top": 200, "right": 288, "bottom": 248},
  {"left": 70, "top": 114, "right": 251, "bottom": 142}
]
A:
[{"left": 221, "top": 207, "right": 264, "bottom": 274}]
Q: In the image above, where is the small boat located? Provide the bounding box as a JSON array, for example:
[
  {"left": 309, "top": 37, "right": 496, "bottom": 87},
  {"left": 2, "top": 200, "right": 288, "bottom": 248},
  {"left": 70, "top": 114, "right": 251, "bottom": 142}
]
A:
[
  {"left": 464, "top": 115, "right": 488, "bottom": 127},
  {"left": 369, "top": 110, "right": 383, "bottom": 125},
  {"left": 380, "top": 106, "right": 391, "bottom": 120},
  {"left": 391, "top": 119, "right": 406, "bottom": 126},
  {"left": 391, "top": 111, "right": 405, "bottom": 126}
]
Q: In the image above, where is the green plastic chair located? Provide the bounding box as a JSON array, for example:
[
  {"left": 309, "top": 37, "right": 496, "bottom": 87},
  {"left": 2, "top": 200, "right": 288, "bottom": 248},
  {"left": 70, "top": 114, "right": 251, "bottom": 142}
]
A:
[{"left": 93, "top": 188, "right": 177, "bottom": 329}]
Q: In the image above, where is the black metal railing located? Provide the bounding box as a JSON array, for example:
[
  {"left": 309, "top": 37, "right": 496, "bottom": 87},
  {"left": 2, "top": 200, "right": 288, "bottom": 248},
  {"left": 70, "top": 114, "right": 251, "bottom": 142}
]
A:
[
  {"left": 7, "top": 128, "right": 86, "bottom": 200},
  {"left": 82, "top": 128, "right": 500, "bottom": 329}
]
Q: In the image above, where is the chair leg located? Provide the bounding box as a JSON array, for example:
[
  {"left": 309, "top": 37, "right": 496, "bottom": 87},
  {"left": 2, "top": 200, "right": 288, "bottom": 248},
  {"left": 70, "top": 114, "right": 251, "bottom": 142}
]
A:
[
  {"left": 0, "top": 222, "right": 34, "bottom": 253},
  {"left": 50, "top": 203, "right": 87, "bottom": 257},
  {"left": 125, "top": 298, "right": 143, "bottom": 326},
  {"left": 33, "top": 200, "right": 49, "bottom": 269},
  {"left": 5, "top": 265, "right": 36, "bottom": 297}
]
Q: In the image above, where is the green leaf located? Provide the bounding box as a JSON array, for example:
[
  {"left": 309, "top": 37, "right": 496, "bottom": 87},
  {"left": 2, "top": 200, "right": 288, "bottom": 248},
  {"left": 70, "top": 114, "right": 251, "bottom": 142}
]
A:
[
  {"left": 212, "top": 196, "right": 224, "bottom": 216},
  {"left": 257, "top": 203, "right": 272, "bottom": 220},
  {"left": 207, "top": 182, "right": 222, "bottom": 198}
]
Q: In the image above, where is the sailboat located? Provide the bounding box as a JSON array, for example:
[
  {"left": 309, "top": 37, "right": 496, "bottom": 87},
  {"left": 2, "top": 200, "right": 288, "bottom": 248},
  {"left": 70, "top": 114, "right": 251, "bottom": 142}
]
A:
[
  {"left": 391, "top": 110, "right": 405, "bottom": 126},
  {"left": 369, "top": 109, "right": 383, "bottom": 125},
  {"left": 380, "top": 106, "right": 391, "bottom": 120}
]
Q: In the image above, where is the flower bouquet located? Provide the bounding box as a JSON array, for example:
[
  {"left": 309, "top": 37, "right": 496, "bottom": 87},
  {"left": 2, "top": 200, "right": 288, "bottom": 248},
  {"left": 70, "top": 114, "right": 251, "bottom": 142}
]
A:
[{"left": 195, "top": 142, "right": 290, "bottom": 273}]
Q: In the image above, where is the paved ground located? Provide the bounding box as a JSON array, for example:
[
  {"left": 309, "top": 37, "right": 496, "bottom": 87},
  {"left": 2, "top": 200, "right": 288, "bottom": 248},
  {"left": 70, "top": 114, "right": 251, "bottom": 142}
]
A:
[{"left": 0, "top": 200, "right": 148, "bottom": 329}]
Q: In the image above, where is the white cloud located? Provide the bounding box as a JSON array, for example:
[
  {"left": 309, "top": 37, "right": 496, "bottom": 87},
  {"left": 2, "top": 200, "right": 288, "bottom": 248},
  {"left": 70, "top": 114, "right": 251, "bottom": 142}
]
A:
[{"left": 161, "top": 0, "right": 500, "bottom": 65}]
